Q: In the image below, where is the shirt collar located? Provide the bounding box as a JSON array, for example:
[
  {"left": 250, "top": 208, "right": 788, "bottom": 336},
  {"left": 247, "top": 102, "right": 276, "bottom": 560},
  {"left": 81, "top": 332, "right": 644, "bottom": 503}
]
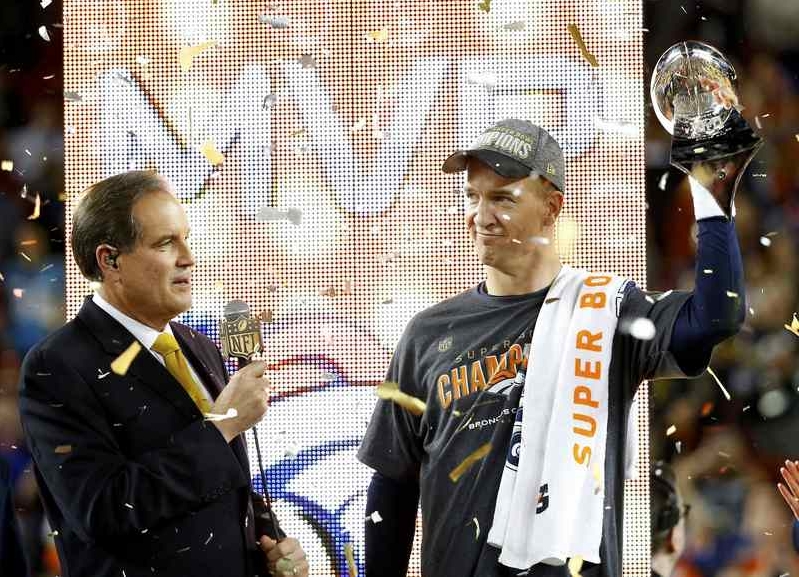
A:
[{"left": 92, "top": 292, "right": 174, "bottom": 351}]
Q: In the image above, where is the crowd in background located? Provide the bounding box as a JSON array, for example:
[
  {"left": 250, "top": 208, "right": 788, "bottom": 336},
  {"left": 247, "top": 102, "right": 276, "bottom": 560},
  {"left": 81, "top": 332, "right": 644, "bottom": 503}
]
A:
[{"left": 0, "top": 0, "right": 796, "bottom": 575}]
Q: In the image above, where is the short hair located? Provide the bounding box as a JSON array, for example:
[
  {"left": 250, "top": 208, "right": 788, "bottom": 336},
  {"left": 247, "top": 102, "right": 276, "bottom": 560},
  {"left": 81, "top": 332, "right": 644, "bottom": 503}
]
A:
[
  {"left": 651, "top": 460, "right": 681, "bottom": 553},
  {"left": 71, "top": 170, "right": 167, "bottom": 281}
]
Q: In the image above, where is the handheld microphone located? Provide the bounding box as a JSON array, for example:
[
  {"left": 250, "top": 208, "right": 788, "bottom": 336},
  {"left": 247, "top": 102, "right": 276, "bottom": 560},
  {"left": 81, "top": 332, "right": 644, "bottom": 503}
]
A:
[{"left": 219, "top": 300, "right": 280, "bottom": 539}]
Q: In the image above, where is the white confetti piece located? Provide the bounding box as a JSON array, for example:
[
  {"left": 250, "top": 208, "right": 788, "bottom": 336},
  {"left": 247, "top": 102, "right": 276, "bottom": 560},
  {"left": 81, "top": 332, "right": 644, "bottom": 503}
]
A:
[
  {"left": 658, "top": 172, "right": 669, "bottom": 191},
  {"left": 666, "top": 425, "right": 677, "bottom": 436},
  {"left": 703, "top": 269, "right": 714, "bottom": 274},
  {"left": 38, "top": 26, "right": 50, "bottom": 42},
  {"left": 472, "top": 517, "right": 480, "bottom": 540},
  {"left": 628, "top": 318, "right": 656, "bottom": 340},
  {"left": 759, "top": 236, "right": 771, "bottom": 247},
  {"left": 706, "top": 366, "right": 731, "bottom": 400},
  {"left": 203, "top": 408, "right": 238, "bottom": 422},
  {"left": 726, "top": 291, "right": 739, "bottom": 298},
  {"left": 367, "top": 510, "right": 383, "bottom": 523},
  {"left": 40, "top": 0, "right": 52, "bottom": 7}
]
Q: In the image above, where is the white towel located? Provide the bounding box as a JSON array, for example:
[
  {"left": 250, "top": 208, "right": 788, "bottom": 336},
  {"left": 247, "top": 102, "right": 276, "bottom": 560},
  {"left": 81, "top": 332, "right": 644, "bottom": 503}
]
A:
[{"left": 487, "top": 265, "right": 628, "bottom": 569}]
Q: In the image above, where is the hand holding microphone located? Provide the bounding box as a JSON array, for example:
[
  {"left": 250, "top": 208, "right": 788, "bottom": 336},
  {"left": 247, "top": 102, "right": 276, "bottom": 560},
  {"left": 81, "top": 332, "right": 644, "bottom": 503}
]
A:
[{"left": 211, "top": 360, "right": 271, "bottom": 443}]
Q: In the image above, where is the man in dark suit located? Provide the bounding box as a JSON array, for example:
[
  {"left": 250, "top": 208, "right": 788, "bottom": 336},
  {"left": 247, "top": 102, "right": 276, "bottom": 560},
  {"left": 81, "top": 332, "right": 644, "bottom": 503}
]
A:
[
  {"left": 1, "top": 456, "right": 28, "bottom": 576},
  {"left": 18, "top": 170, "right": 308, "bottom": 577}
]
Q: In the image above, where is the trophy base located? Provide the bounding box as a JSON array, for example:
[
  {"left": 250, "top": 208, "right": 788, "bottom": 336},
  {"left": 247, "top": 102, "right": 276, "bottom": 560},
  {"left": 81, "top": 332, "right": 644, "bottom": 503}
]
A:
[{"left": 670, "top": 108, "right": 763, "bottom": 175}]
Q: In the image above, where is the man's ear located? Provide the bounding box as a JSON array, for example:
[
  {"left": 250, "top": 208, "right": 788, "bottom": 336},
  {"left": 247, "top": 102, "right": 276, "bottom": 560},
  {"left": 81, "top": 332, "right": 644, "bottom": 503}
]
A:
[
  {"left": 96, "top": 244, "right": 120, "bottom": 279},
  {"left": 545, "top": 189, "right": 564, "bottom": 227}
]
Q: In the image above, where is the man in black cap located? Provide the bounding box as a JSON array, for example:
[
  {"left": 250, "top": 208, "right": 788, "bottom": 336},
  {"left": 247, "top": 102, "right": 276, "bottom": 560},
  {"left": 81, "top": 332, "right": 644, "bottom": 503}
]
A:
[
  {"left": 358, "top": 118, "right": 747, "bottom": 576},
  {"left": 651, "top": 461, "right": 688, "bottom": 577}
]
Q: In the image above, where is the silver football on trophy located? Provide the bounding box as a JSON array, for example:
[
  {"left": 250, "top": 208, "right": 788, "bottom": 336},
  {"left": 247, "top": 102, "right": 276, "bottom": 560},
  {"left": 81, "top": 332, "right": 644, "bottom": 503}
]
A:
[
  {"left": 650, "top": 40, "right": 762, "bottom": 173},
  {"left": 650, "top": 41, "right": 738, "bottom": 140}
]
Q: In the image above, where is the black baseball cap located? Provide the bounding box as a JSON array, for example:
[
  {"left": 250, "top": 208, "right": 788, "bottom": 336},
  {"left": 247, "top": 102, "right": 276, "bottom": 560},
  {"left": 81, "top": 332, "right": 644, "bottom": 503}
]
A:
[{"left": 442, "top": 118, "right": 565, "bottom": 192}]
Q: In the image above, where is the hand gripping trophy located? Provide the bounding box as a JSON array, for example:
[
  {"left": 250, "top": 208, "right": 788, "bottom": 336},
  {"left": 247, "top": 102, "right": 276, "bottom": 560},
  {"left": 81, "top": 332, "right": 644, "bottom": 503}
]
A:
[{"left": 651, "top": 41, "right": 764, "bottom": 216}]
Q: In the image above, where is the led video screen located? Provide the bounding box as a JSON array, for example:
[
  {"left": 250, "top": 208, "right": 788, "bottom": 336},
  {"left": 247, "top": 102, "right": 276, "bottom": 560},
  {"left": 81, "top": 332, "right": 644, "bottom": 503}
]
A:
[{"left": 63, "top": 1, "right": 649, "bottom": 574}]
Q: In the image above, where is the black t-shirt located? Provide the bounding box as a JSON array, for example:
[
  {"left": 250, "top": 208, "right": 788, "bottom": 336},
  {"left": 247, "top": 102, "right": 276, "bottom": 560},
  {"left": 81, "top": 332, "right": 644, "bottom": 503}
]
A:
[{"left": 358, "top": 280, "right": 699, "bottom": 577}]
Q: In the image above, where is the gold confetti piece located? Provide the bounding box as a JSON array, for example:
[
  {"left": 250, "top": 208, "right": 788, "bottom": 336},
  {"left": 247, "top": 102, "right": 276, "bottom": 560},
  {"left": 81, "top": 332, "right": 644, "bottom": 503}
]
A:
[
  {"left": 1, "top": 160, "right": 13, "bottom": 171},
  {"left": 200, "top": 140, "right": 225, "bottom": 165},
  {"left": 785, "top": 313, "right": 799, "bottom": 338},
  {"left": 666, "top": 425, "right": 677, "bottom": 436},
  {"left": 726, "top": 290, "right": 739, "bottom": 298},
  {"left": 344, "top": 543, "right": 357, "bottom": 577},
  {"left": 591, "top": 463, "right": 603, "bottom": 494},
  {"left": 376, "top": 381, "right": 427, "bottom": 415},
  {"left": 567, "top": 24, "right": 598, "bottom": 67},
  {"left": 111, "top": 341, "right": 142, "bottom": 376},
  {"left": 203, "top": 408, "right": 238, "bottom": 422},
  {"left": 477, "top": 0, "right": 492, "bottom": 13},
  {"left": 367, "top": 27, "right": 389, "bottom": 42},
  {"left": 568, "top": 556, "right": 584, "bottom": 577},
  {"left": 449, "top": 442, "right": 492, "bottom": 482},
  {"left": 54, "top": 445, "right": 72, "bottom": 454},
  {"left": 28, "top": 194, "right": 41, "bottom": 220},
  {"left": 178, "top": 40, "right": 217, "bottom": 72},
  {"left": 706, "top": 366, "right": 731, "bottom": 401}
]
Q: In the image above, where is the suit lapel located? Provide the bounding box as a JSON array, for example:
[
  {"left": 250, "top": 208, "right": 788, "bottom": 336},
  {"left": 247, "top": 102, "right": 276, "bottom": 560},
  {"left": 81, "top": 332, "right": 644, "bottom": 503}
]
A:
[{"left": 77, "top": 297, "right": 200, "bottom": 421}]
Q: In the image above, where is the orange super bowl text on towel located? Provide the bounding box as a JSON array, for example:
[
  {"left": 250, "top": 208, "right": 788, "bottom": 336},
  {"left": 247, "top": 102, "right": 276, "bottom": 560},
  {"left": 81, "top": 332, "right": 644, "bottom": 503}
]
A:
[{"left": 573, "top": 275, "right": 611, "bottom": 466}]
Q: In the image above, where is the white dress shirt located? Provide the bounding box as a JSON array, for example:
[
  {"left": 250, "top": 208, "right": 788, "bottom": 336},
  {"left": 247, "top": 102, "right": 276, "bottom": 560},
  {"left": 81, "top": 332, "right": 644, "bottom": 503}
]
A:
[{"left": 92, "top": 293, "right": 214, "bottom": 405}]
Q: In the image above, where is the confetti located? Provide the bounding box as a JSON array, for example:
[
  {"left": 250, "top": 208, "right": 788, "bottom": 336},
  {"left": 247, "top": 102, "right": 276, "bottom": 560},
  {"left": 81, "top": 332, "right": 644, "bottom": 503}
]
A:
[
  {"left": 700, "top": 402, "right": 714, "bottom": 417},
  {"left": 344, "top": 543, "right": 357, "bottom": 577},
  {"left": 258, "top": 14, "right": 291, "bottom": 29},
  {"left": 199, "top": 140, "right": 225, "bottom": 166},
  {"left": 203, "top": 408, "right": 238, "bottom": 422},
  {"left": 40, "top": 0, "right": 52, "bottom": 7},
  {"left": 675, "top": 441, "right": 682, "bottom": 453},
  {"left": 449, "top": 442, "right": 492, "bottom": 482},
  {"left": 111, "top": 341, "right": 142, "bottom": 376},
  {"left": 567, "top": 24, "right": 599, "bottom": 67},
  {"left": 726, "top": 291, "right": 739, "bottom": 298},
  {"left": 658, "top": 172, "right": 669, "bottom": 191},
  {"left": 262, "top": 94, "right": 279, "bottom": 108},
  {"left": 299, "top": 54, "right": 317, "bottom": 69},
  {"left": 54, "top": 445, "right": 72, "bottom": 454},
  {"left": 124, "top": 502, "right": 134, "bottom": 509},
  {"left": 97, "top": 369, "right": 110, "bottom": 379},
  {"left": 256, "top": 207, "right": 302, "bottom": 225},
  {"left": 784, "top": 313, "right": 799, "bottom": 338},
  {"left": 503, "top": 21, "right": 526, "bottom": 31},
  {"left": 28, "top": 194, "right": 41, "bottom": 220},
  {"left": 477, "top": 0, "right": 492, "bottom": 13},
  {"left": 64, "top": 90, "right": 83, "bottom": 102},
  {"left": 204, "top": 532, "right": 214, "bottom": 545},
  {"left": 178, "top": 40, "right": 217, "bottom": 72},
  {"left": 376, "top": 381, "right": 426, "bottom": 415},
  {"left": 367, "top": 27, "right": 389, "bottom": 43},
  {"left": 666, "top": 425, "right": 677, "bottom": 436},
  {"left": 760, "top": 236, "right": 771, "bottom": 247},
  {"left": 703, "top": 269, "right": 714, "bottom": 274},
  {"left": 367, "top": 510, "right": 383, "bottom": 523},
  {"left": 706, "top": 366, "right": 731, "bottom": 400},
  {"left": 472, "top": 517, "right": 480, "bottom": 540},
  {"left": 1, "top": 160, "right": 13, "bottom": 171},
  {"left": 568, "top": 555, "right": 584, "bottom": 577},
  {"left": 38, "top": 26, "right": 50, "bottom": 42},
  {"left": 12, "top": 288, "right": 24, "bottom": 298},
  {"left": 628, "top": 318, "right": 656, "bottom": 340}
]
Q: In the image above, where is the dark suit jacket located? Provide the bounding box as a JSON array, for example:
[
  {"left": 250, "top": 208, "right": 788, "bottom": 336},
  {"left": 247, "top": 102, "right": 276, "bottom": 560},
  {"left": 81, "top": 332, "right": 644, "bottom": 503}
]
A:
[
  {"left": 0, "top": 457, "right": 28, "bottom": 577},
  {"left": 18, "top": 297, "right": 282, "bottom": 577}
]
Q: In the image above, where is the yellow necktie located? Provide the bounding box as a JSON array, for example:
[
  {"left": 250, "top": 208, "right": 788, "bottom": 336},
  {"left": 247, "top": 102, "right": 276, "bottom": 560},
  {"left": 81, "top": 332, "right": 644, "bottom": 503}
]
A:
[{"left": 151, "top": 333, "right": 212, "bottom": 413}]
